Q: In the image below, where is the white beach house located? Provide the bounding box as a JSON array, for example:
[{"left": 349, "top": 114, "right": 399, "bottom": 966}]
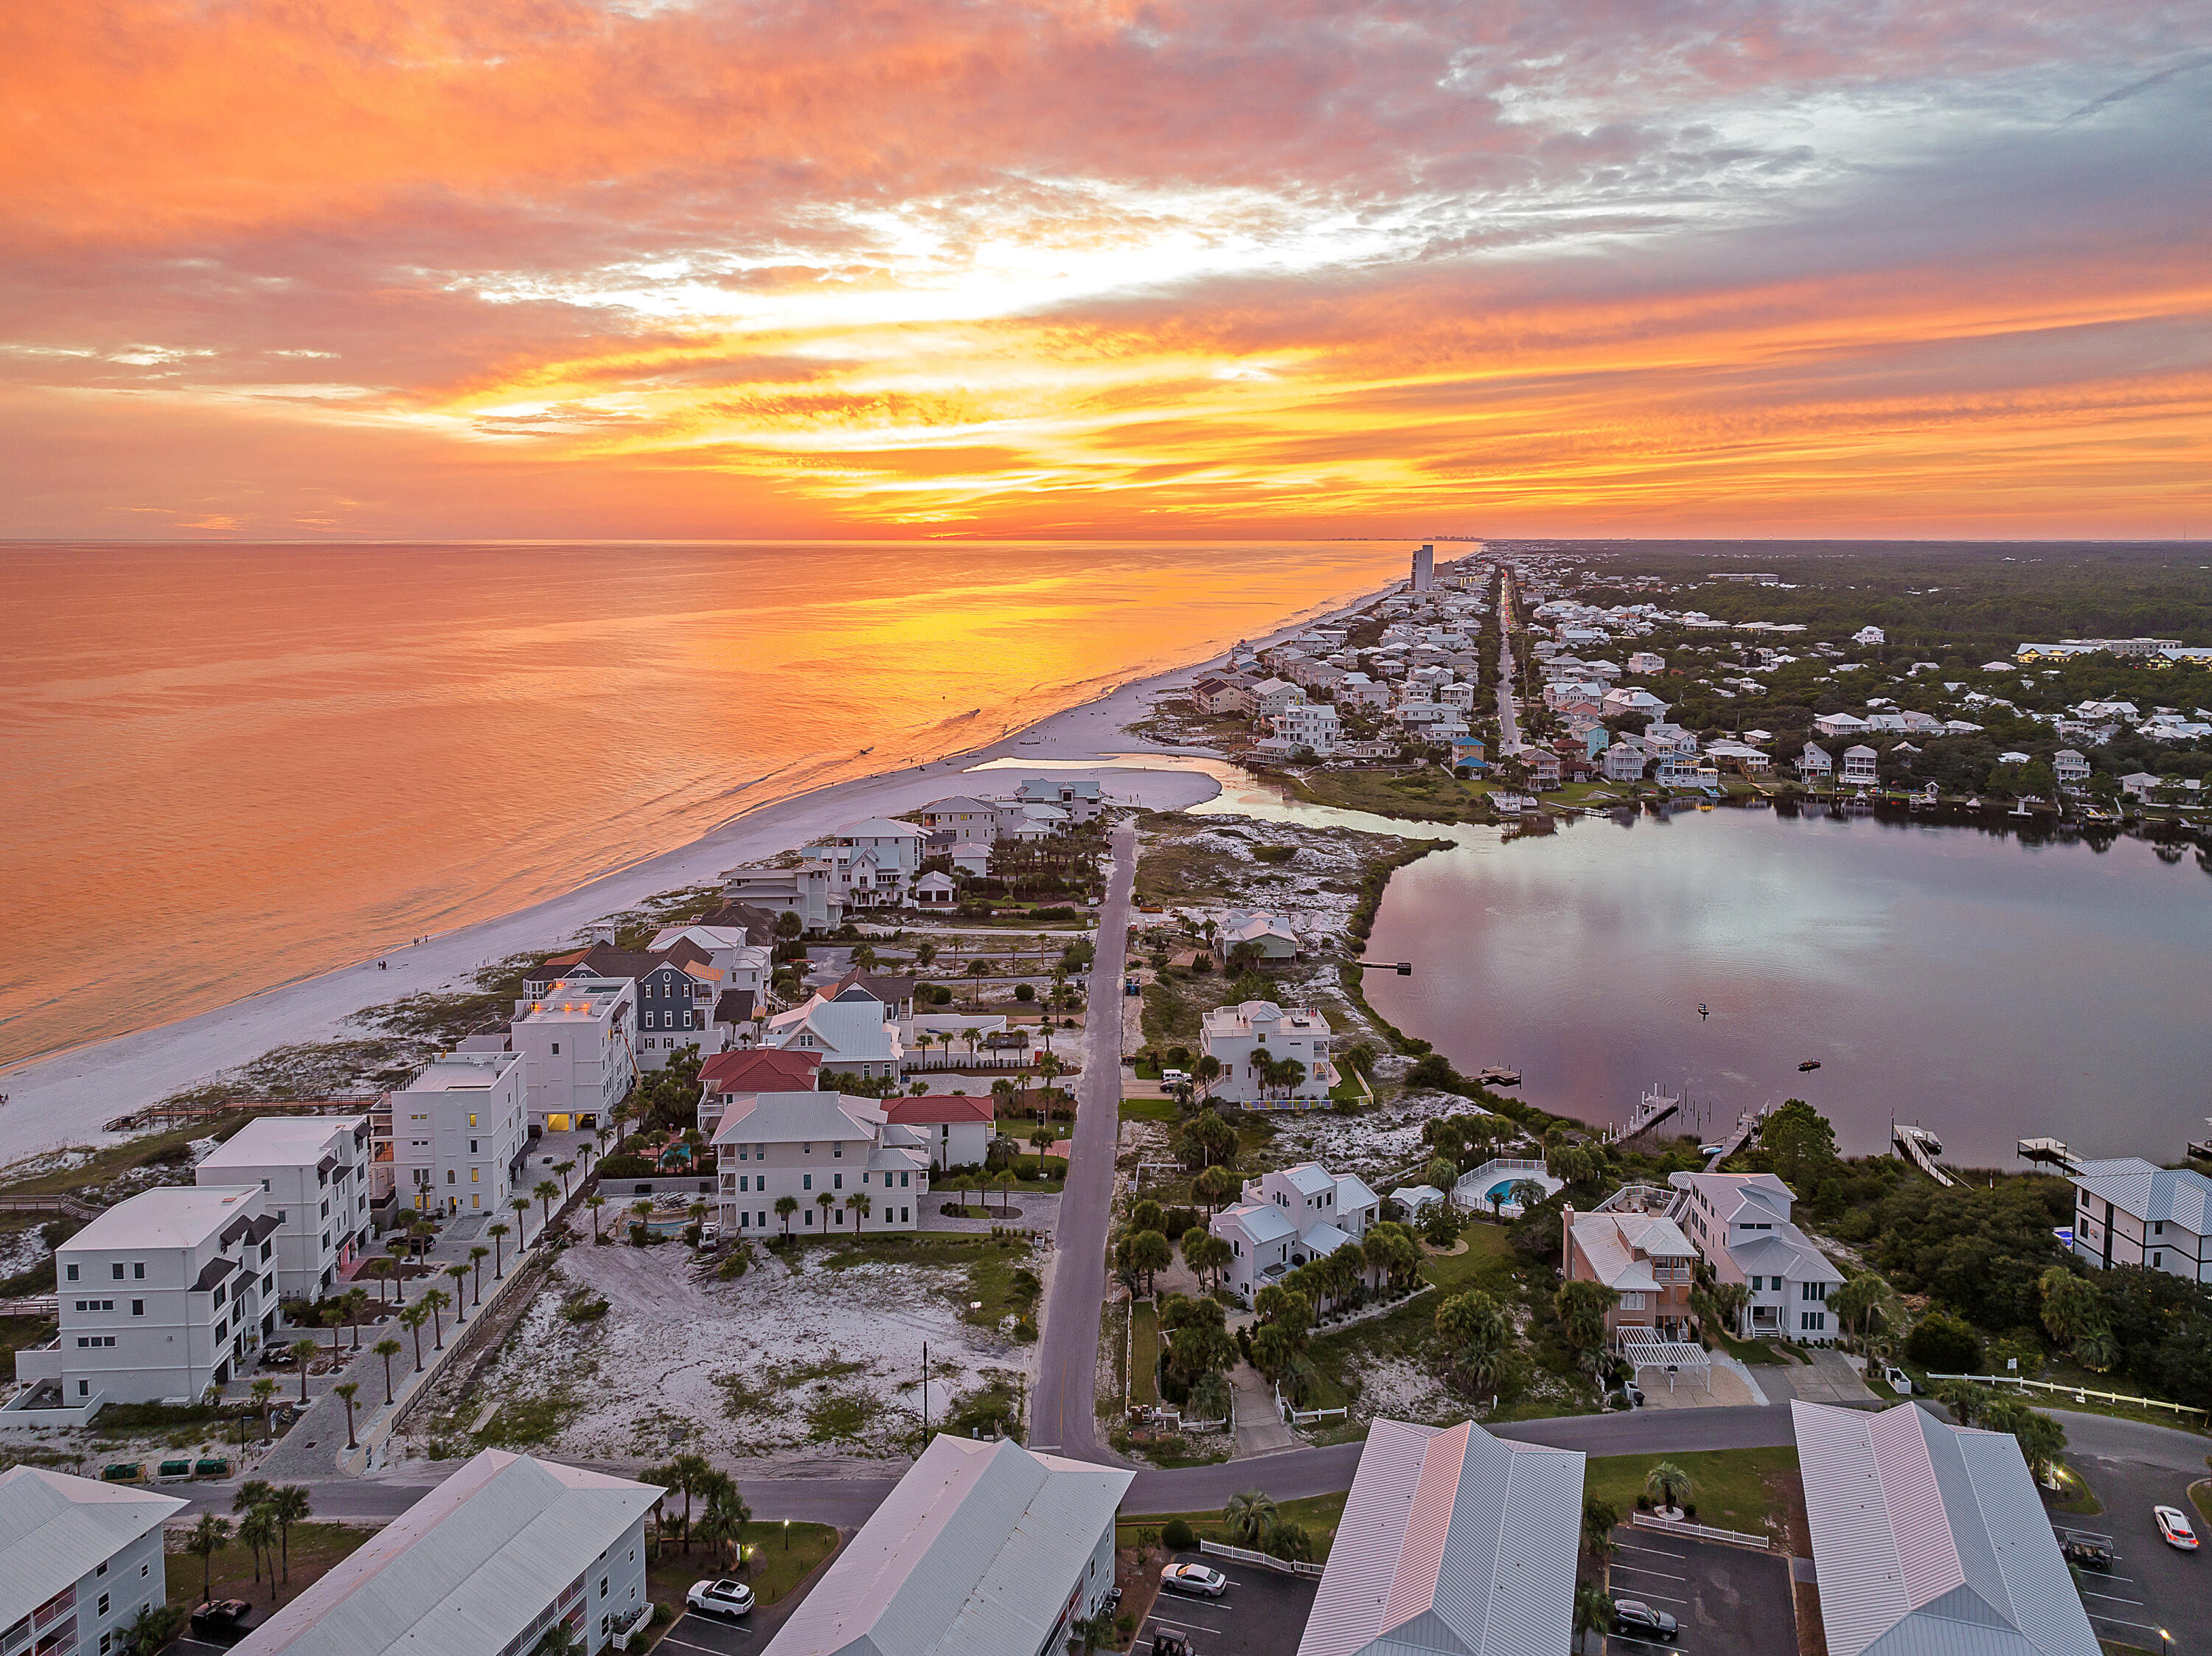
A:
[
  {"left": 0, "top": 1466, "right": 187, "bottom": 1656},
  {"left": 1667, "top": 1171, "right": 1843, "bottom": 1343},
  {"left": 1198, "top": 1001, "right": 1337, "bottom": 1109},
  {"left": 1211, "top": 1164, "right": 1380, "bottom": 1303},
  {"left": 711, "top": 1091, "right": 930, "bottom": 1236},
  {"left": 194, "top": 1113, "right": 375, "bottom": 1301},
  {"left": 509, "top": 976, "right": 638, "bottom": 1134},
  {"left": 387, "top": 1051, "right": 528, "bottom": 1220},
  {"left": 2069, "top": 1157, "right": 2212, "bottom": 1281}
]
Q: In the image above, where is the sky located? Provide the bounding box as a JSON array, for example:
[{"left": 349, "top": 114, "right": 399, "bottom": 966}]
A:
[{"left": 3, "top": 1, "right": 2208, "bottom": 541}]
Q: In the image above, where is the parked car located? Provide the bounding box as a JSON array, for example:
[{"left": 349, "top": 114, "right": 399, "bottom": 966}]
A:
[
  {"left": 1612, "top": 1599, "right": 1679, "bottom": 1642},
  {"left": 687, "top": 1578, "right": 755, "bottom": 1618},
  {"left": 1151, "top": 1635, "right": 1197, "bottom": 1656},
  {"left": 1698, "top": 1143, "right": 1725, "bottom": 1158},
  {"left": 1160, "top": 1561, "right": 1228, "bottom": 1598},
  {"left": 2060, "top": 1534, "right": 2115, "bottom": 1570},
  {"left": 190, "top": 1600, "right": 254, "bottom": 1637},
  {"left": 1161, "top": 1069, "right": 1190, "bottom": 1085},
  {"left": 2154, "top": 1506, "right": 2199, "bottom": 1551}
]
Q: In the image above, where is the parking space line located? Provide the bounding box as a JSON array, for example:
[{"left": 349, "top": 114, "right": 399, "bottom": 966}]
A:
[
  {"left": 1146, "top": 1618, "right": 1214, "bottom": 1637},
  {"left": 2087, "top": 1613, "right": 2166, "bottom": 1634},
  {"left": 1620, "top": 1590, "right": 1692, "bottom": 1606},
  {"left": 2077, "top": 1589, "right": 2146, "bottom": 1606},
  {"left": 1613, "top": 1563, "right": 1690, "bottom": 1582},
  {"left": 664, "top": 1634, "right": 747, "bottom": 1652},
  {"left": 1618, "top": 1542, "right": 1688, "bottom": 1560},
  {"left": 1612, "top": 1636, "right": 1691, "bottom": 1654}
]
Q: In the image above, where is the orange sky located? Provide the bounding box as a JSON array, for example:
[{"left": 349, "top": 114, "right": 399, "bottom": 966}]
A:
[{"left": 3, "top": 0, "right": 2208, "bottom": 539}]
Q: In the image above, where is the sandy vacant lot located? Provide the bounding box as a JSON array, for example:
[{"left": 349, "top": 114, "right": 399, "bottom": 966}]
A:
[{"left": 401, "top": 1225, "right": 1037, "bottom": 1472}]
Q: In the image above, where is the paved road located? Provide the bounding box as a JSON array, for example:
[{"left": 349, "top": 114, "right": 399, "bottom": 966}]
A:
[
  {"left": 1495, "top": 565, "right": 1521, "bottom": 748},
  {"left": 1030, "top": 821, "right": 1138, "bottom": 1460},
  {"left": 2051, "top": 1420, "right": 2209, "bottom": 1656}
]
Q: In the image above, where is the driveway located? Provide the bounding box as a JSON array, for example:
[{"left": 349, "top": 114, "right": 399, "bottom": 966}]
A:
[
  {"left": 1031, "top": 822, "right": 1137, "bottom": 1458},
  {"left": 1768, "top": 1349, "right": 1877, "bottom": 1408}
]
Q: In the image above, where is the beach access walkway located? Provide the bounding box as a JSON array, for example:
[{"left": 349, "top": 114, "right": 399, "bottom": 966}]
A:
[{"left": 1029, "top": 820, "right": 1138, "bottom": 1461}]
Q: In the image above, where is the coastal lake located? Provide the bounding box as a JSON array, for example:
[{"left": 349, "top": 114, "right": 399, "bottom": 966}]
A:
[
  {"left": 1187, "top": 775, "right": 2211, "bottom": 1167},
  {"left": 1, "top": 539, "right": 1409, "bottom": 1068}
]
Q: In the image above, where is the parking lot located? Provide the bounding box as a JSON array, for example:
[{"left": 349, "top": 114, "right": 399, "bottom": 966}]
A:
[
  {"left": 2051, "top": 1455, "right": 2205, "bottom": 1656},
  {"left": 1606, "top": 1529, "right": 1797, "bottom": 1656},
  {"left": 1136, "top": 1552, "right": 1319, "bottom": 1656}
]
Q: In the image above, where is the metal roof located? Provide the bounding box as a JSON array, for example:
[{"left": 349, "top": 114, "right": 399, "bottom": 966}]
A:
[
  {"left": 230, "top": 1450, "right": 661, "bottom": 1656},
  {"left": 1792, "top": 1402, "right": 2097, "bottom": 1656},
  {"left": 0, "top": 1467, "right": 187, "bottom": 1627},
  {"left": 761, "top": 1435, "right": 1131, "bottom": 1656},
  {"left": 2070, "top": 1158, "right": 2212, "bottom": 1233},
  {"left": 1296, "top": 1418, "right": 1583, "bottom": 1656}
]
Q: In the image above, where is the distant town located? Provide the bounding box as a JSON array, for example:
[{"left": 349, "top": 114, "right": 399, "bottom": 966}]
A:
[{"left": 1, "top": 543, "right": 2209, "bottom": 1656}]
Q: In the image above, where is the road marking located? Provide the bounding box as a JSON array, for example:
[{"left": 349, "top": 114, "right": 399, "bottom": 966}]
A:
[
  {"left": 2086, "top": 1612, "right": 2166, "bottom": 1634},
  {"left": 1619, "top": 1543, "right": 1689, "bottom": 1561},
  {"left": 1147, "top": 1618, "right": 1214, "bottom": 1637},
  {"left": 1610, "top": 1637, "right": 1689, "bottom": 1654},
  {"left": 661, "top": 1635, "right": 746, "bottom": 1653},
  {"left": 1614, "top": 1562, "right": 1690, "bottom": 1582},
  {"left": 1620, "top": 1591, "right": 1692, "bottom": 1607},
  {"left": 2077, "top": 1589, "right": 2145, "bottom": 1606}
]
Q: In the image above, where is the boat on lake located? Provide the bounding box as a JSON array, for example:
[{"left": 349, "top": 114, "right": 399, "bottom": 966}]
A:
[{"left": 1798, "top": 1060, "right": 1821, "bottom": 1072}]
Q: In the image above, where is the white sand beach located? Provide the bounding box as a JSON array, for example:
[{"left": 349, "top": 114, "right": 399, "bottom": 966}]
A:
[{"left": 0, "top": 584, "right": 1387, "bottom": 1164}]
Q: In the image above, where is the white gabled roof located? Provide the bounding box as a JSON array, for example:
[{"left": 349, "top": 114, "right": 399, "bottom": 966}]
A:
[
  {"left": 1335, "top": 1172, "right": 1381, "bottom": 1211},
  {"left": 0, "top": 1468, "right": 187, "bottom": 1628},
  {"left": 2070, "top": 1158, "right": 2212, "bottom": 1233},
  {"left": 1296, "top": 1417, "right": 1582, "bottom": 1656},
  {"left": 1300, "top": 1220, "right": 1357, "bottom": 1258},
  {"left": 1218, "top": 1200, "right": 1301, "bottom": 1248},
  {"left": 711, "top": 1090, "right": 884, "bottom": 1149},
  {"left": 762, "top": 1435, "right": 1130, "bottom": 1656},
  {"left": 1793, "top": 1402, "right": 2096, "bottom": 1656},
  {"left": 1729, "top": 1222, "right": 1843, "bottom": 1285},
  {"left": 232, "top": 1451, "right": 661, "bottom": 1656},
  {"left": 1279, "top": 1163, "right": 1336, "bottom": 1197}
]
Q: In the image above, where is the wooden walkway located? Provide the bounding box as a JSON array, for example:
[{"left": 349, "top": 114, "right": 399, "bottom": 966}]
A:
[
  {"left": 1893, "top": 1123, "right": 1955, "bottom": 1187},
  {"left": 1703, "top": 1104, "right": 1772, "bottom": 1171}
]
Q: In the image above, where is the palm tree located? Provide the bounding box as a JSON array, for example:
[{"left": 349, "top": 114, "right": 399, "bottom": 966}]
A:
[
  {"left": 250, "top": 1377, "right": 278, "bottom": 1438},
  {"left": 468, "top": 1246, "right": 490, "bottom": 1305},
  {"left": 1573, "top": 1580, "right": 1615, "bottom": 1653},
  {"left": 554, "top": 1160, "right": 577, "bottom": 1200},
  {"left": 187, "top": 1512, "right": 231, "bottom": 1603},
  {"left": 374, "top": 1337, "right": 403, "bottom": 1403},
  {"left": 289, "top": 1337, "right": 318, "bottom": 1404},
  {"left": 966, "top": 958, "right": 990, "bottom": 1006},
  {"left": 995, "top": 1169, "right": 1016, "bottom": 1216},
  {"left": 1224, "top": 1489, "right": 1279, "bottom": 1549},
  {"left": 576, "top": 1136, "right": 597, "bottom": 1173},
  {"left": 535, "top": 1180, "right": 560, "bottom": 1227},
  {"left": 488, "top": 1221, "right": 511, "bottom": 1278},
  {"left": 815, "top": 1190, "right": 835, "bottom": 1230},
  {"left": 775, "top": 1194, "right": 799, "bottom": 1236},
  {"left": 271, "top": 1484, "right": 312, "bottom": 1584},
  {"left": 1582, "top": 1497, "right": 1621, "bottom": 1562},
  {"left": 384, "top": 1236, "right": 411, "bottom": 1301},
  {"left": 400, "top": 1305, "right": 428, "bottom": 1371},
  {"left": 334, "top": 1382, "right": 361, "bottom": 1450},
  {"left": 324, "top": 1303, "right": 345, "bottom": 1358},
  {"left": 585, "top": 1195, "right": 606, "bottom": 1242},
  {"left": 630, "top": 1199, "right": 653, "bottom": 1242},
  {"left": 1644, "top": 1461, "right": 1692, "bottom": 1517},
  {"left": 1067, "top": 1612, "right": 1119, "bottom": 1655},
  {"left": 510, "top": 1195, "right": 532, "bottom": 1244},
  {"left": 361, "top": 1256, "right": 392, "bottom": 1307},
  {"left": 422, "top": 1287, "right": 451, "bottom": 1350},
  {"left": 646, "top": 1453, "right": 717, "bottom": 1551},
  {"left": 696, "top": 1482, "right": 752, "bottom": 1568},
  {"left": 445, "top": 1263, "right": 473, "bottom": 1319},
  {"left": 846, "top": 1192, "right": 872, "bottom": 1229},
  {"left": 343, "top": 1287, "right": 369, "bottom": 1349},
  {"left": 238, "top": 1505, "right": 277, "bottom": 1599}
]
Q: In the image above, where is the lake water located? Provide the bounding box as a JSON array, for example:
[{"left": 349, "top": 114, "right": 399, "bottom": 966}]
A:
[
  {"left": 0, "top": 539, "right": 1411, "bottom": 1068},
  {"left": 1357, "top": 805, "right": 2211, "bottom": 1167}
]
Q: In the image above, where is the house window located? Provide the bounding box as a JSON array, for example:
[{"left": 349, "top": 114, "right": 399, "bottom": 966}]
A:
[
  {"left": 552, "top": 1043, "right": 560, "bottom": 1054},
  {"left": 111, "top": 1263, "right": 125, "bottom": 1281},
  {"left": 900, "top": 1172, "right": 910, "bottom": 1187},
  {"left": 803, "top": 1175, "right": 812, "bottom": 1190},
  {"left": 833, "top": 1174, "right": 843, "bottom": 1189},
  {"left": 66, "top": 1264, "right": 78, "bottom": 1281}
]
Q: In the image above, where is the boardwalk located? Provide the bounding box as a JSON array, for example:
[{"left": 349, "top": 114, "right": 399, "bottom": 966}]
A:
[
  {"left": 1893, "top": 1122, "right": 1955, "bottom": 1186},
  {"left": 1703, "top": 1104, "right": 1772, "bottom": 1171}
]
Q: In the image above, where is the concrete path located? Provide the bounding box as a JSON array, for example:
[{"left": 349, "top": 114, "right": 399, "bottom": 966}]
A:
[
  {"left": 1229, "top": 1363, "right": 1295, "bottom": 1456},
  {"left": 1029, "top": 823, "right": 1137, "bottom": 1458},
  {"left": 1772, "top": 1346, "right": 1877, "bottom": 1407}
]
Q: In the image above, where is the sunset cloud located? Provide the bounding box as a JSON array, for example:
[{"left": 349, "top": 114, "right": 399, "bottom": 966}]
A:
[{"left": 2, "top": 0, "right": 2207, "bottom": 537}]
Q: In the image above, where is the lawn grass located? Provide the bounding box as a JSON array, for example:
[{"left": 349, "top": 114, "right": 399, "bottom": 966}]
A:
[
  {"left": 1130, "top": 1301, "right": 1161, "bottom": 1408},
  {"left": 167, "top": 1520, "right": 369, "bottom": 1611},
  {"left": 2045, "top": 1461, "right": 2103, "bottom": 1516},
  {"left": 1708, "top": 1327, "right": 1789, "bottom": 1365},
  {"left": 1121, "top": 1096, "right": 1180, "bottom": 1124},
  {"left": 2189, "top": 1478, "right": 2212, "bottom": 1528},
  {"left": 960, "top": 1248, "right": 1042, "bottom": 1332},
  {"left": 1119, "top": 1492, "right": 1351, "bottom": 1559},
  {"left": 647, "top": 1521, "right": 839, "bottom": 1614},
  {"left": 1584, "top": 1446, "right": 1800, "bottom": 1537},
  {"left": 1420, "top": 1220, "right": 1517, "bottom": 1295}
]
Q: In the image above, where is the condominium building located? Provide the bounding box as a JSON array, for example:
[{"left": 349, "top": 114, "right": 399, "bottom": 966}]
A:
[
  {"left": 509, "top": 977, "right": 638, "bottom": 1133},
  {"left": 195, "top": 1113, "right": 373, "bottom": 1301},
  {"left": 387, "top": 1051, "right": 529, "bottom": 1220},
  {"left": 15, "top": 1186, "right": 279, "bottom": 1407},
  {"left": 762, "top": 1435, "right": 1131, "bottom": 1656},
  {"left": 232, "top": 1450, "right": 661, "bottom": 1656},
  {"left": 0, "top": 1466, "right": 187, "bottom": 1656},
  {"left": 709, "top": 1091, "right": 930, "bottom": 1236}
]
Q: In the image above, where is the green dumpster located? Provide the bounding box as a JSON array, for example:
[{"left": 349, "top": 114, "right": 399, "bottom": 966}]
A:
[
  {"left": 158, "top": 1459, "right": 192, "bottom": 1481},
  {"left": 102, "top": 1463, "right": 141, "bottom": 1482},
  {"left": 195, "top": 1457, "right": 230, "bottom": 1478}
]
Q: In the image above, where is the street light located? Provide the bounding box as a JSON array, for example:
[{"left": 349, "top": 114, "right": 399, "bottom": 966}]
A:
[{"left": 783, "top": 1518, "right": 790, "bottom": 1551}]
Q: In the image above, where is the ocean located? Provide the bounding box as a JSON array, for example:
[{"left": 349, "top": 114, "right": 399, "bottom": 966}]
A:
[{"left": 1, "top": 538, "right": 1411, "bottom": 1069}]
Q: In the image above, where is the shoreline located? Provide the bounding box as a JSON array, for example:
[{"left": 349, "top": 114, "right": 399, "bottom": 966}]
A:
[{"left": 0, "top": 579, "right": 1400, "bottom": 1166}]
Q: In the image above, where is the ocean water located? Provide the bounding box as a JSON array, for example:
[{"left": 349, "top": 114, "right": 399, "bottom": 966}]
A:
[
  {"left": 1361, "top": 804, "right": 2212, "bottom": 1166},
  {"left": 0, "top": 539, "right": 1411, "bottom": 1068}
]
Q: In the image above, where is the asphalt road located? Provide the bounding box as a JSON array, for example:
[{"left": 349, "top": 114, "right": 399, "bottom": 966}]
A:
[
  {"left": 1495, "top": 565, "right": 1520, "bottom": 748},
  {"left": 2045, "top": 1409, "right": 2210, "bottom": 1656},
  {"left": 1029, "top": 820, "right": 1138, "bottom": 1461}
]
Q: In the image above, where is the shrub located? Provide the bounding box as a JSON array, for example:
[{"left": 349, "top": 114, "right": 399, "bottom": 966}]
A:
[
  {"left": 1015, "top": 983, "right": 1035, "bottom": 1002},
  {"left": 1162, "top": 1517, "right": 1197, "bottom": 1550},
  {"left": 595, "top": 1154, "right": 655, "bottom": 1178},
  {"left": 1253, "top": 845, "right": 1295, "bottom": 864},
  {"left": 1905, "top": 1310, "right": 1984, "bottom": 1374}
]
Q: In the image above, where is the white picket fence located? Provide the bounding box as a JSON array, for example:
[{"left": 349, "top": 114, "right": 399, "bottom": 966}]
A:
[
  {"left": 1630, "top": 1512, "right": 1776, "bottom": 1553},
  {"left": 1920, "top": 1372, "right": 2208, "bottom": 1422},
  {"left": 1199, "top": 1540, "right": 1326, "bottom": 1579}
]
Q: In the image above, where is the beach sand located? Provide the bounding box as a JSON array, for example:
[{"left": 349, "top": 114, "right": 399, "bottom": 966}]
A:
[{"left": 0, "top": 585, "right": 1384, "bottom": 1163}]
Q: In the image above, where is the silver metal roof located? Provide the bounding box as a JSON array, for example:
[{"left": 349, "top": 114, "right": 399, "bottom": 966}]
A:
[
  {"left": 0, "top": 1467, "right": 187, "bottom": 1628},
  {"left": 230, "top": 1450, "right": 661, "bottom": 1656},
  {"left": 761, "top": 1436, "right": 1132, "bottom": 1656},
  {"left": 1793, "top": 1402, "right": 2097, "bottom": 1656},
  {"left": 1297, "top": 1417, "right": 1583, "bottom": 1656}
]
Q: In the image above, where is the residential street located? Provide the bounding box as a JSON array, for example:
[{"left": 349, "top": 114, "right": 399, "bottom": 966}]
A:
[
  {"left": 1495, "top": 566, "right": 1521, "bottom": 748},
  {"left": 1029, "top": 820, "right": 1138, "bottom": 1459}
]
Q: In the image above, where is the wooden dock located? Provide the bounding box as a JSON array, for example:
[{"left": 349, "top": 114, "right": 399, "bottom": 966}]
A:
[
  {"left": 1610, "top": 1086, "right": 1680, "bottom": 1145},
  {"left": 1894, "top": 1122, "right": 1955, "bottom": 1186},
  {"left": 2016, "top": 1137, "right": 2081, "bottom": 1173},
  {"left": 1703, "top": 1104, "right": 1773, "bottom": 1172}
]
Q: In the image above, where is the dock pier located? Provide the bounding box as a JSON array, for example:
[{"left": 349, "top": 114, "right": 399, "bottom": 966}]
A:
[{"left": 1893, "top": 1121, "right": 1955, "bottom": 1186}]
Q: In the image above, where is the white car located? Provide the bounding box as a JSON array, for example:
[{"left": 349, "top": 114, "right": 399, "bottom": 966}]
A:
[
  {"left": 1161, "top": 1069, "right": 1190, "bottom": 1085},
  {"left": 1160, "top": 1561, "right": 1228, "bottom": 1597},
  {"left": 688, "top": 1578, "right": 757, "bottom": 1618},
  {"left": 2154, "top": 1505, "right": 2199, "bottom": 1551}
]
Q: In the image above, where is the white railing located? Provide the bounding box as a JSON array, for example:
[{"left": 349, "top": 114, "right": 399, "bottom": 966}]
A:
[
  {"left": 1919, "top": 1373, "right": 2208, "bottom": 1422},
  {"left": 1630, "top": 1512, "right": 1776, "bottom": 1552},
  {"left": 1198, "top": 1540, "right": 1326, "bottom": 1579},
  {"left": 1273, "top": 1380, "right": 1348, "bottom": 1425}
]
